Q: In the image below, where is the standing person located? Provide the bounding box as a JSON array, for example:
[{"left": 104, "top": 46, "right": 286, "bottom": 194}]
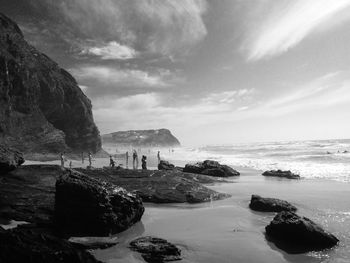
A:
[
  {"left": 81, "top": 152, "right": 84, "bottom": 164},
  {"left": 126, "top": 151, "right": 129, "bottom": 169},
  {"left": 157, "top": 151, "right": 161, "bottom": 164},
  {"left": 141, "top": 155, "right": 147, "bottom": 170},
  {"left": 60, "top": 152, "right": 65, "bottom": 168},
  {"left": 88, "top": 152, "right": 92, "bottom": 167},
  {"left": 133, "top": 150, "right": 138, "bottom": 170},
  {"left": 69, "top": 161, "right": 72, "bottom": 169},
  {"left": 109, "top": 155, "right": 115, "bottom": 168}
]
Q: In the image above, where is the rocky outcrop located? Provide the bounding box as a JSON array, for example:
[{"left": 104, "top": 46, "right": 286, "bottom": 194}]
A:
[
  {"left": 0, "top": 226, "right": 101, "bottom": 263},
  {"left": 158, "top": 160, "right": 175, "bottom": 170},
  {"left": 102, "top": 129, "right": 180, "bottom": 147},
  {"left": 262, "top": 170, "right": 300, "bottom": 179},
  {"left": 129, "top": 236, "right": 181, "bottom": 263},
  {"left": 55, "top": 169, "right": 144, "bottom": 237},
  {"left": 265, "top": 211, "right": 339, "bottom": 253},
  {"left": 183, "top": 160, "right": 240, "bottom": 177},
  {"left": 0, "top": 13, "right": 101, "bottom": 154},
  {"left": 249, "top": 195, "right": 297, "bottom": 212},
  {"left": 76, "top": 167, "right": 231, "bottom": 203},
  {"left": 0, "top": 145, "right": 24, "bottom": 173}
]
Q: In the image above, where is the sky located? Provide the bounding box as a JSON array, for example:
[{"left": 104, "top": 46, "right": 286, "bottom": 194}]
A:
[{"left": 1, "top": 0, "right": 350, "bottom": 146}]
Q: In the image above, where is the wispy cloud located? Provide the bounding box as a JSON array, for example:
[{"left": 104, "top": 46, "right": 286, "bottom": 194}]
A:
[
  {"left": 81, "top": 41, "right": 137, "bottom": 60},
  {"left": 243, "top": 0, "right": 350, "bottom": 61}
]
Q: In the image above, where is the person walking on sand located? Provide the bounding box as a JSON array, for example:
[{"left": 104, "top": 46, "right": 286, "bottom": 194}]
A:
[
  {"left": 60, "top": 152, "right": 65, "bottom": 168},
  {"left": 126, "top": 151, "right": 129, "bottom": 169},
  {"left": 88, "top": 151, "right": 92, "bottom": 167},
  {"left": 133, "top": 150, "right": 138, "bottom": 170},
  {"left": 141, "top": 155, "right": 147, "bottom": 170},
  {"left": 109, "top": 155, "right": 115, "bottom": 168},
  {"left": 157, "top": 151, "right": 161, "bottom": 164}
]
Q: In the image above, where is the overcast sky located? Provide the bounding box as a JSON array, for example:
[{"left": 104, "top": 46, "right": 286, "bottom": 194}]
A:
[{"left": 2, "top": 0, "right": 350, "bottom": 146}]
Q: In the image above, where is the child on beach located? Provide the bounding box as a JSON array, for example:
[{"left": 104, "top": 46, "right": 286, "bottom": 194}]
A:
[
  {"left": 142, "top": 155, "right": 147, "bottom": 170},
  {"left": 109, "top": 155, "right": 115, "bottom": 167}
]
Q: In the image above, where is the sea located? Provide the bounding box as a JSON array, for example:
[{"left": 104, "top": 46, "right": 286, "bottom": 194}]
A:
[{"left": 164, "top": 138, "right": 350, "bottom": 183}]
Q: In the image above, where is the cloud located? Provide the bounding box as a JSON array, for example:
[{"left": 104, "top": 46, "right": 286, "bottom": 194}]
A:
[
  {"left": 34, "top": 0, "right": 208, "bottom": 57},
  {"left": 81, "top": 41, "right": 137, "bottom": 60},
  {"left": 202, "top": 89, "right": 255, "bottom": 104},
  {"left": 243, "top": 0, "right": 350, "bottom": 61},
  {"left": 70, "top": 66, "right": 175, "bottom": 98}
]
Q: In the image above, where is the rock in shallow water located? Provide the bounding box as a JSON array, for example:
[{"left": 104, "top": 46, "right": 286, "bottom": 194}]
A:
[
  {"left": 55, "top": 169, "right": 144, "bottom": 237},
  {"left": 129, "top": 236, "right": 181, "bottom": 263},
  {"left": 0, "top": 146, "right": 24, "bottom": 174},
  {"left": 262, "top": 170, "right": 300, "bottom": 179},
  {"left": 249, "top": 195, "right": 297, "bottom": 212},
  {"left": 183, "top": 160, "right": 240, "bottom": 177},
  {"left": 265, "top": 211, "right": 339, "bottom": 253}
]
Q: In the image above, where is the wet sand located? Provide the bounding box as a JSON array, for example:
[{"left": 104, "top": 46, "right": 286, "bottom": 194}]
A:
[{"left": 92, "top": 167, "right": 350, "bottom": 263}]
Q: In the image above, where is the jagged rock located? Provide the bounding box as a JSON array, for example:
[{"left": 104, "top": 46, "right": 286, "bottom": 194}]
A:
[
  {"left": 102, "top": 129, "right": 180, "bottom": 147},
  {"left": 158, "top": 160, "right": 175, "bottom": 170},
  {"left": 0, "top": 145, "right": 24, "bottom": 173},
  {"left": 265, "top": 211, "right": 339, "bottom": 253},
  {"left": 0, "top": 227, "right": 101, "bottom": 263},
  {"left": 76, "top": 167, "right": 231, "bottom": 203},
  {"left": 0, "top": 13, "right": 101, "bottom": 154},
  {"left": 183, "top": 160, "right": 240, "bottom": 177},
  {"left": 129, "top": 236, "right": 181, "bottom": 263},
  {"left": 249, "top": 195, "right": 297, "bottom": 212},
  {"left": 55, "top": 169, "right": 144, "bottom": 236},
  {"left": 262, "top": 170, "right": 300, "bottom": 179}
]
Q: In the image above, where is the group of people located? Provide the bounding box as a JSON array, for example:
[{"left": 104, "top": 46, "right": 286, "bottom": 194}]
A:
[{"left": 60, "top": 151, "right": 92, "bottom": 168}]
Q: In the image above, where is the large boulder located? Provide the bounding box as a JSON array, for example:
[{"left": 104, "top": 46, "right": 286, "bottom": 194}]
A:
[
  {"left": 0, "top": 146, "right": 24, "bottom": 173},
  {"left": 262, "top": 170, "right": 300, "bottom": 179},
  {"left": 129, "top": 236, "right": 181, "bottom": 263},
  {"left": 249, "top": 195, "right": 297, "bottom": 212},
  {"left": 265, "top": 211, "right": 339, "bottom": 253},
  {"left": 183, "top": 160, "right": 240, "bottom": 177},
  {"left": 0, "top": 227, "right": 101, "bottom": 263},
  {"left": 55, "top": 169, "right": 144, "bottom": 237},
  {"left": 158, "top": 160, "right": 175, "bottom": 170}
]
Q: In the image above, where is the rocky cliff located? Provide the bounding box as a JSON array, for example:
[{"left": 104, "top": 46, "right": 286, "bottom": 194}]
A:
[
  {"left": 102, "top": 129, "right": 180, "bottom": 147},
  {"left": 0, "top": 13, "right": 101, "bottom": 153}
]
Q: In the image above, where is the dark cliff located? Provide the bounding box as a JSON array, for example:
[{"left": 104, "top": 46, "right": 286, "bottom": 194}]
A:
[
  {"left": 102, "top": 129, "right": 181, "bottom": 147},
  {"left": 0, "top": 13, "right": 101, "bottom": 153}
]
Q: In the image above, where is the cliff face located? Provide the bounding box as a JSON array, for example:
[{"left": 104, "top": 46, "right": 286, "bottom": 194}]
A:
[
  {"left": 0, "top": 13, "right": 101, "bottom": 153},
  {"left": 102, "top": 129, "right": 181, "bottom": 147}
]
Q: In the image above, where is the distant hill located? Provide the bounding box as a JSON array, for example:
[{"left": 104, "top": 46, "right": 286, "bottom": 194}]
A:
[{"left": 102, "top": 129, "right": 181, "bottom": 147}]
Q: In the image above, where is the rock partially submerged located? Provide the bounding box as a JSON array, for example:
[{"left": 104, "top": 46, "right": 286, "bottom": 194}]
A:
[
  {"left": 55, "top": 169, "right": 144, "bottom": 237},
  {"left": 0, "top": 146, "right": 24, "bottom": 174},
  {"left": 76, "top": 167, "right": 231, "bottom": 203},
  {"left": 69, "top": 236, "right": 118, "bottom": 250},
  {"left": 262, "top": 170, "right": 300, "bottom": 179},
  {"left": 0, "top": 227, "right": 101, "bottom": 263},
  {"left": 249, "top": 195, "right": 297, "bottom": 212},
  {"left": 130, "top": 236, "right": 181, "bottom": 263},
  {"left": 158, "top": 160, "right": 175, "bottom": 170},
  {"left": 265, "top": 211, "right": 339, "bottom": 253},
  {"left": 183, "top": 160, "right": 240, "bottom": 177}
]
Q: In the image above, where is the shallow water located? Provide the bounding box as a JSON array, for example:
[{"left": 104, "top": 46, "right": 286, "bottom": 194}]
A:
[{"left": 93, "top": 167, "right": 350, "bottom": 263}]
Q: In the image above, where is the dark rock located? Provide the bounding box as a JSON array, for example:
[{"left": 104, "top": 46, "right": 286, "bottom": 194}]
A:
[
  {"left": 262, "top": 170, "right": 300, "bottom": 179},
  {"left": 158, "top": 160, "right": 175, "bottom": 170},
  {"left": 0, "top": 165, "right": 64, "bottom": 224},
  {"left": 183, "top": 160, "right": 240, "bottom": 177},
  {"left": 0, "top": 13, "right": 101, "bottom": 154},
  {"left": 129, "top": 236, "right": 181, "bottom": 263},
  {"left": 55, "top": 169, "right": 144, "bottom": 236},
  {"left": 0, "top": 145, "right": 24, "bottom": 173},
  {"left": 76, "top": 167, "right": 231, "bottom": 204},
  {"left": 102, "top": 129, "right": 180, "bottom": 147},
  {"left": 265, "top": 211, "right": 339, "bottom": 253},
  {"left": 0, "top": 227, "right": 101, "bottom": 263},
  {"left": 249, "top": 195, "right": 297, "bottom": 212}
]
